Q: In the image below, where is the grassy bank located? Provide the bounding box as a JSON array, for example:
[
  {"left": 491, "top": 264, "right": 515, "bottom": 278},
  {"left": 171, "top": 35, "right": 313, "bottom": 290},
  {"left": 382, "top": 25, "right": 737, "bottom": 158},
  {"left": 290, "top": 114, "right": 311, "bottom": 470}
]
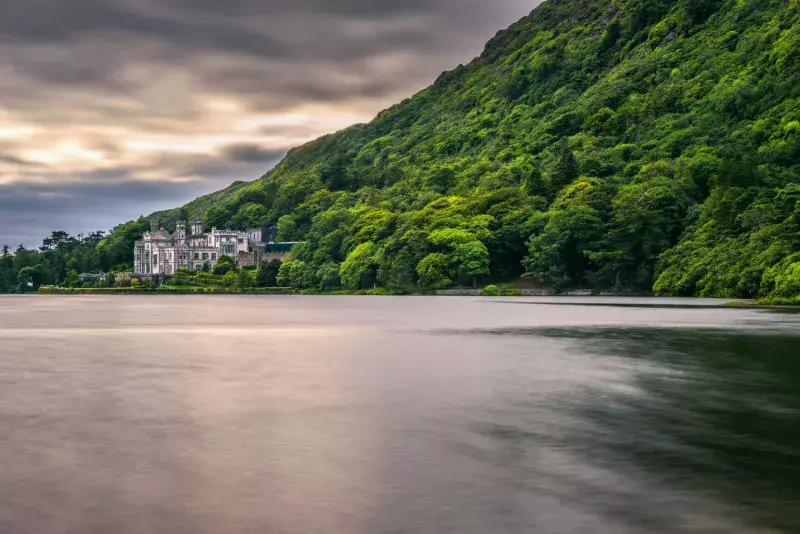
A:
[
  {"left": 757, "top": 296, "right": 800, "bottom": 306},
  {"left": 38, "top": 286, "right": 298, "bottom": 295}
]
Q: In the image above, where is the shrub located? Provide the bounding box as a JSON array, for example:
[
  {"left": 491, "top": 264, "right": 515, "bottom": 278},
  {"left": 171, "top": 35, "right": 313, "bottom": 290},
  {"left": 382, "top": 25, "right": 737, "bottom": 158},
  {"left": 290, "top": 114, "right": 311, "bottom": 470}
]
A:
[{"left": 482, "top": 284, "right": 502, "bottom": 296}]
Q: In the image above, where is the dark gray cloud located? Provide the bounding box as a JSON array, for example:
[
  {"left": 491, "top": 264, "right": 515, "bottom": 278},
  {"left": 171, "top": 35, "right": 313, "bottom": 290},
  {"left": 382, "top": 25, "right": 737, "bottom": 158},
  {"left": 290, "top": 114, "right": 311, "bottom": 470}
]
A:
[
  {"left": 220, "top": 144, "right": 286, "bottom": 164},
  {"left": 0, "top": 160, "right": 274, "bottom": 246},
  {"left": 0, "top": 0, "right": 541, "bottom": 247},
  {"left": 0, "top": 154, "right": 33, "bottom": 166}
]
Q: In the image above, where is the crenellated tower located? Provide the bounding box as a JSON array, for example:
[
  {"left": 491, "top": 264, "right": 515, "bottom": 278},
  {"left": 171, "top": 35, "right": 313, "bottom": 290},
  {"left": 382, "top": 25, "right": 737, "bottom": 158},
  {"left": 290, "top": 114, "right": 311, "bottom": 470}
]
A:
[{"left": 176, "top": 220, "right": 187, "bottom": 241}]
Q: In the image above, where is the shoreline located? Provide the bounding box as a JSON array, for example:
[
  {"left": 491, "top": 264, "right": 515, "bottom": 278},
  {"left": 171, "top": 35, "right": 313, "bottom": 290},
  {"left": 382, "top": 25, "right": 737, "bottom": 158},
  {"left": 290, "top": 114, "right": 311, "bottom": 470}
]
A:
[{"left": 21, "top": 286, "right": 796, "bottom": 308}]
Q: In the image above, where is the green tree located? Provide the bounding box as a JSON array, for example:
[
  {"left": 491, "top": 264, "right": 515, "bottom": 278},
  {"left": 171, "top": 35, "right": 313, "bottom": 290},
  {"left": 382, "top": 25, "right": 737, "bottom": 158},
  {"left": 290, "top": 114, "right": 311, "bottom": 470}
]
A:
[
  {"left": 212, "top": 255, "right": 235, "bottom": 276},
  {"left": 222, "top": 271, "right": 237, "bottom": 287},
  {"left": 593, "top": 178, "right": 690, "bottom": 290},
  {"left": 236, "top": 268, "right": 250, "bottom": 289},
  {"left": 340, "top": 242, "right": 381, "bottom": 289},
  {"left": 317, "top": 262, "right": 341, "bottom": 290},
  {"left": 549, "top": 139, "right": 580, "bottom": 194},
  {"left": 255, "top": 259, "right": 282, "bottom": 287},
  {"left": 276, "top": 215, "right": 298, "bottom": 241},
  {"left": 524, "top": 204, "right": 604, "bottom": 289},
  {"left": 16, "top": 266, "right": 35, "bottom": 292},
  {"left": 17, "top": 264, "right": 51, "bottom": 292},
  {"left": 320, "top": 156, "right": 350, "bottom": 191},
  {"left": 451, "top": 240, "right": 491, "bottom": 286},
  {"left": 277, "top": 260, "right": 316, "bottom": 289},
  {"left": 428, "top": 228, "right": 476, "bottom": 248},
  {"left": 234, "top": 203, "right": 270, "bottom": 229},
  {"left": 63, "top": 269, "right": 79, "bottom": 288},
  {"left": 203, "top": 206, "right": 233, "bottom": 231},
  {"left": 382, "top": 247, "right": 418, "bottom": 294},
  {"left": 523, "top": 164, "right": 547, "bottom": 198},
  {"left": 426, "top": 166, "right": 456, "bottom": 194},
  {"left": 416, "top": 253, "right": 452, "bottom": 290},
  {"left": 0, "top": 245, "right": 13, "bottom": 292}
]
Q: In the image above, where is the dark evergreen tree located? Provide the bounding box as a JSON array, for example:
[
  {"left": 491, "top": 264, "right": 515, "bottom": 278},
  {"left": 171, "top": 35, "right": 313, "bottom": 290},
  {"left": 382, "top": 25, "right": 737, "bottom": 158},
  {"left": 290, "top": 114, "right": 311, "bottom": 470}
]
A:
[
  {"left": 549, "top": 139, "right": 580, "bottom": 195},
  {"left": 255, "top": 259, "right": 282, "bottom": 287}
]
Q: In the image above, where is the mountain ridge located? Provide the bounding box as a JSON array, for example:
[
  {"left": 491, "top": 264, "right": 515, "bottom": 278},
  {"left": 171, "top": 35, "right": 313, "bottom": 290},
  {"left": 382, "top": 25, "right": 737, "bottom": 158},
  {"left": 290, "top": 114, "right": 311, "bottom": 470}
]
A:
[{"left": 97, "top": 0, "right": 800, "bottom": 298}]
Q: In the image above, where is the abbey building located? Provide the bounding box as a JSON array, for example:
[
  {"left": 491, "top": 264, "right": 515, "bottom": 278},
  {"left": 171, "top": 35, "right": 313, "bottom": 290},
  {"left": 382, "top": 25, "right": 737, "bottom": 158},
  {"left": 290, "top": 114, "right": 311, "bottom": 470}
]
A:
[{"left": 133, "top": 219, "right": 272, "bottom": 275}]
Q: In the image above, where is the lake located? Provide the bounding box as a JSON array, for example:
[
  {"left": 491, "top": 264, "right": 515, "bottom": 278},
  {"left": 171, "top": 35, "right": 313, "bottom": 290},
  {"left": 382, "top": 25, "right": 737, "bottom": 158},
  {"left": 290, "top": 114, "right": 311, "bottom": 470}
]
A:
[{"left": 1, "top": 295, "right": 798, "bottom": 533}]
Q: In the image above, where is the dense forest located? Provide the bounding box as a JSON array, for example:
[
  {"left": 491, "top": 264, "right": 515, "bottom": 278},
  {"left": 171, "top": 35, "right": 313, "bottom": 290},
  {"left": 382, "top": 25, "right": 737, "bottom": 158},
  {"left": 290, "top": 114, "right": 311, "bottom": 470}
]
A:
[{"left": 3, "top": 0, "right": 800, "bottom": 300}]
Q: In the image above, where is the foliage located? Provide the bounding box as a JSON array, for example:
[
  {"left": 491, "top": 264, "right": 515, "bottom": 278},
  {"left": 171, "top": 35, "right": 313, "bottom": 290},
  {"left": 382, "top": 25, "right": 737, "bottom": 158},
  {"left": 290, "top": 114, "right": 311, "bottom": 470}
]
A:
[
  {"left": 524, "top": 204, "right": 605, "bottom": 289},
  {"left": 317, "top": 262, "right": 342, "bottom": 290},
  {"left": 8, "top": 0, "right": 800, "bottom": 302},
  {"left": 222, "top": 271, "right": 238, "bottom": 287},
  {"left": 482, "top": 284, "right": 502, "bottom": 296},
  {"left": 340, "top": 242, "right": 381, "bottom": 289},
  {"left": 277, "top": 260, "right": 316, "bottom": 289},
  {"left": 212, "top": 255, "right": 235, "bottom": 276},
  {"left": 236, "top": 268, "right": 250, "bottom": 289},
  {"left": 451, "top": 241, "right": 491, "bottom": 285},
  {"left": 416, "top": 253, "right": 452, "bottom": 290},
  {"left": 0, "top": 227, "right": 137, "bottom": 293},
  {"left": 255, "top": 259, "right": 282, "bottom": 287},
  {"left": 64, "top": 269, "right": 79, "bottom": 288}
]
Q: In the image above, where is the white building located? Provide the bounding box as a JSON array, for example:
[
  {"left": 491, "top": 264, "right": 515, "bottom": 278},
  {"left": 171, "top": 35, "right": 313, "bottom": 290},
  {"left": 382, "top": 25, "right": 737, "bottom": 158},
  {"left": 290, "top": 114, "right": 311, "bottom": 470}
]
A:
[{"left": 133, "top": 219, "right": 252, "bottom": 275}]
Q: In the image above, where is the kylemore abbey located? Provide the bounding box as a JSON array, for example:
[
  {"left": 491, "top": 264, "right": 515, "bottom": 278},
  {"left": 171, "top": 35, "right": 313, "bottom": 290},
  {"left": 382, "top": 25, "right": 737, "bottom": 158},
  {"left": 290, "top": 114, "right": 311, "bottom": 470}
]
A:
[{"left": 133, "top": 219, "right": 281, "bottom": 275}]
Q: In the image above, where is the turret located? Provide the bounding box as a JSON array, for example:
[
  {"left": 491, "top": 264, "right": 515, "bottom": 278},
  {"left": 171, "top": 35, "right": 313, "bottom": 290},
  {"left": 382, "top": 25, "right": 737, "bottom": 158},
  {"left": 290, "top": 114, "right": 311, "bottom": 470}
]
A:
[
  {"left": 191, "top": 219, "right": 203, "bottom": 235},
  {"left": 176, "top": 220, "right": 186, "bottom": 240},
  {"left": 150, "top": 219, "right": 159, "bottom": 234}
]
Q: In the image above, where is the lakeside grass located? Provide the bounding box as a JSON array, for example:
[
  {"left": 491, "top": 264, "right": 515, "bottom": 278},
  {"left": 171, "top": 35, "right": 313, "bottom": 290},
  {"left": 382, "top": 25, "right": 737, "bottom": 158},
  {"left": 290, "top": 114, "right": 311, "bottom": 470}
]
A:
[{"left": 33, "top": 284, "right": 800, "bottom": 305}]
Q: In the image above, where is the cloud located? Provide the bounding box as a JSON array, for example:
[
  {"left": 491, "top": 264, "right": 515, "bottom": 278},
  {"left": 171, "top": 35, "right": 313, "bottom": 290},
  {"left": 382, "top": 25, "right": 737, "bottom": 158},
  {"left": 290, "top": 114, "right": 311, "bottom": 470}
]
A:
[
  {"left": 0, "top": 0, "right": 540, "bottom": 246},
  {"left": 0, "top": 154, "right": 33, "bottom": 166},
  {"left": 219, "top": 144, "right": 286, "bottom": 164}
]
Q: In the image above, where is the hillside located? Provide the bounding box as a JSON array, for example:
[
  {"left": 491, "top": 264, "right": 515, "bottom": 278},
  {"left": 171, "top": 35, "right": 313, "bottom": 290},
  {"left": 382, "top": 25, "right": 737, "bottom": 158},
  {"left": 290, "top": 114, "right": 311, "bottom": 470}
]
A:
[{"left": 105, "top": 0, "right": 800, "bottom": 297}]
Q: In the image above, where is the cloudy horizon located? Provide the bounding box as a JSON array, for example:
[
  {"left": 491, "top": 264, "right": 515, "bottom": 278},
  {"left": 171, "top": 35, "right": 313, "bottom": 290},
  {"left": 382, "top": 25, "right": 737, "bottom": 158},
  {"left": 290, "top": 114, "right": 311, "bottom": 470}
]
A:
[{"left": 0, "top": 0, "right": 541, "bottom": 247}]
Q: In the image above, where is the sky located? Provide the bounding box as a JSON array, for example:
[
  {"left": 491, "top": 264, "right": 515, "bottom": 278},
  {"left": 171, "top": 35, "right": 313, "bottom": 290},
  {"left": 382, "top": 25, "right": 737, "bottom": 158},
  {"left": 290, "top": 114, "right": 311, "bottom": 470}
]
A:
[{"left": 0, "top": 0, "right": 541, "bottom": 247}]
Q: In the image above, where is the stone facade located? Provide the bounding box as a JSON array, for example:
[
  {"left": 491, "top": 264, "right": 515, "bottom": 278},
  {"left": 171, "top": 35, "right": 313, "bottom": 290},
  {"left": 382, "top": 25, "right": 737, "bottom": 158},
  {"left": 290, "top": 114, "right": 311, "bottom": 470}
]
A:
[{"left": 133, "top": 219, "right": 255, "bottom": 275}]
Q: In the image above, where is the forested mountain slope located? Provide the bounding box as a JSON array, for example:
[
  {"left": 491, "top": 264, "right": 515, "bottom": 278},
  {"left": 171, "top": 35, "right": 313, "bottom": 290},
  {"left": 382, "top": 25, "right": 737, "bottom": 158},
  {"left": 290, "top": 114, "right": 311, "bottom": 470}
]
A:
[{"left": 109, "top": 0, "right": 800, "bottom": 297}]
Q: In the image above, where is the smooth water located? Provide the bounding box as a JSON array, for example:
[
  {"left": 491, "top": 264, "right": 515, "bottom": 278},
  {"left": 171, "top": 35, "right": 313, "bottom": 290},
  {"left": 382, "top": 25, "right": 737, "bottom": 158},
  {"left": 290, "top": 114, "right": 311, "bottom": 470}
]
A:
[{"left": 1, "top": 295, "right": 798, "bottom": 534}]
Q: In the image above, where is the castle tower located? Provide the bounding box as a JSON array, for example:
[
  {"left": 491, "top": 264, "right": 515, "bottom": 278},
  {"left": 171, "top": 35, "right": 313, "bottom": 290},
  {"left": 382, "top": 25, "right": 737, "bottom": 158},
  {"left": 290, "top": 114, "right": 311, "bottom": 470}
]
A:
[
  {"left": 150, "top": 219, "right": 159, "bottom": 234},
  {"left": 191, "top": 219, "right": 203, "bottom": 235},
  {"left": 176, "top": 220, "right": 187, "bottom": 240}
]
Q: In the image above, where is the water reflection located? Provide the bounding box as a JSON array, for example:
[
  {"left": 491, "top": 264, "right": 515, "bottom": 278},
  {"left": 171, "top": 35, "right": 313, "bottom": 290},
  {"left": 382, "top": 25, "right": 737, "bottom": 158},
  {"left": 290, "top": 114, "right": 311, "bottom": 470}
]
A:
[
  {"left": 2, "top": 296, "right": 799, "bottom": 533},
  {"left": 478, "top": 327, "right": 800, "bottom": 533}
]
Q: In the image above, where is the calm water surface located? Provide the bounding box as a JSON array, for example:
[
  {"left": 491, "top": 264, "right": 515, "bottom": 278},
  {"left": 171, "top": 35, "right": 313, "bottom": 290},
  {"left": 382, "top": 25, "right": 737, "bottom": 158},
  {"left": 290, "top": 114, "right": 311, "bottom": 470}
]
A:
[{"left": 0, "top": 295, "right": 798, "bottom": 534}]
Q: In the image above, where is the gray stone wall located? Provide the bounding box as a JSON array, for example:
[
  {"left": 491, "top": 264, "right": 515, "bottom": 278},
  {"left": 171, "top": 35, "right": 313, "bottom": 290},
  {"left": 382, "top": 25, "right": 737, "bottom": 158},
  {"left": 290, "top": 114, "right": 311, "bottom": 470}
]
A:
[{"left": 435, "top": 288, "right": 557, "bottom": 296}]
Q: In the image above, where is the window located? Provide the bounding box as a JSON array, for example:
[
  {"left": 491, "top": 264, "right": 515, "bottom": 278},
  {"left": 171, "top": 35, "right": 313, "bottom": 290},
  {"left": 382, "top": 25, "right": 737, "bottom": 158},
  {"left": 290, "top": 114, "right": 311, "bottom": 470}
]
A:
[
  {"left": 194, "top": 253, "right": 199, "bottom": 260},
  {"left": 238, "top": 238, "right": 244, "bottom": 244},
  {"left": 211, "top": 253, "right": 217, "bottom": 260},
  {"left": 152, "top": 255, "right": 157, "bottom": 264},
  {"left": 202, "top": 253, "right": 209, "bottom": 260}
]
